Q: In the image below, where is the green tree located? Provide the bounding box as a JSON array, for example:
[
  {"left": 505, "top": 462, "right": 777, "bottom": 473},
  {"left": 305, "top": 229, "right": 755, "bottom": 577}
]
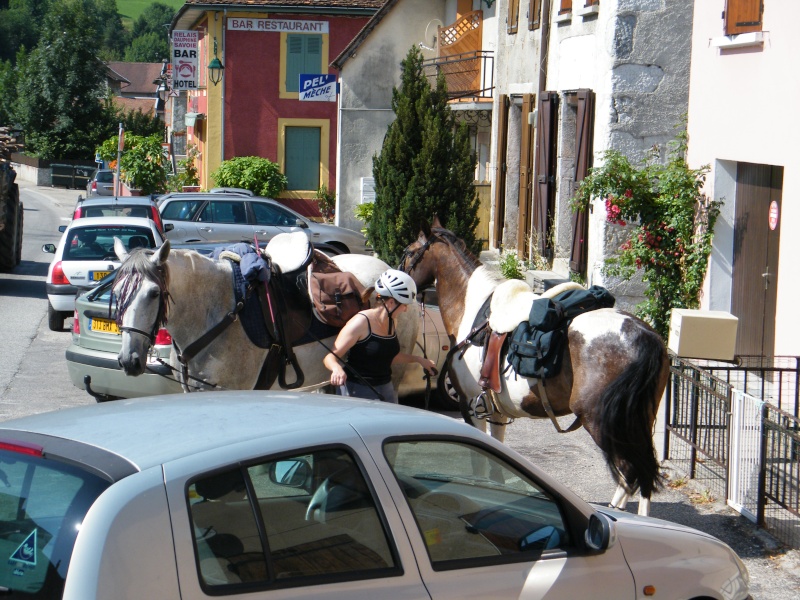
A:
[
  {"left": 124, "top": 31, "right": 168, "bottom": 62},
  {"left": 118, "top": 105, "right": 164, "bottom": 138},
  {"left": 572, "top": 131, "right": 720, "bottom": 339},
  {"left": 95, "top": 0, "right": 128, "bottom": 60},
  {"left": 0, "top": 59, "right": 17, "bottom": 126},
  {"left": 125, "top": 3, "right": 173, "bottom": 62},
  {"left": 370, "top": 45, "right": 479, "bottom": 264},
  {"left": 211, "top": 156, "right": 287, "bottom": 197},
  {"left": 14, "top": 0, "right": 108, "bottom": 159},
  {"left": 97, "top": 132, "right": 168, "bottom": 194},
  {"left": 0, "top": 0, "right": 51, "bottom": 64}
]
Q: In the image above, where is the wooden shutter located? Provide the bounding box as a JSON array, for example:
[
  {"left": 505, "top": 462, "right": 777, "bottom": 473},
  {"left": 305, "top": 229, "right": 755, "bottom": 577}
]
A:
[
  {"left": 585, "top": 0, "right": 598, "bottom": 6},
  {"left": 286, "top": 35, "right": 304, "bottom": 92},
  {"left": 304, "top": 35, "right": 322, "bottom": 74},
  {"left": 528, "top": 0, "right": 542, "bottom": 30},
  {"left": 533, "top": 92, "right": 558, "bottom": 258},
  {"left": 493, "top": 95, "right": 510, "bottom": 249},
  {"left": 508, "top": 0, "right": 520, "bottom": 34},
  {"left": 517, "top": 94, "right": 535, "bottom": 252},
  {"left": 725, "top": 0, "right": 762, "bottom": 35},
  {"left": 569, "top": 90, "right": 594, "bottom": 274},
  {"left": 285, "top": 127, "right": 321, "bottom": 191},
  {"left": 559, "top": 0, "right": 572, "bottom": 14}
]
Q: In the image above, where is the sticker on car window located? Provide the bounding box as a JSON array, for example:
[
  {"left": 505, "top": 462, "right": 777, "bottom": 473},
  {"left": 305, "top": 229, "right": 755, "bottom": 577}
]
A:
[{"left": 10, "top": 529, "right": 37, "bottom": 567}]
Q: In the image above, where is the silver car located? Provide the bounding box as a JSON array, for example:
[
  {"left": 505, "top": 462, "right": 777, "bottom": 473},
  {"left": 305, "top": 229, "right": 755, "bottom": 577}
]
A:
[
  {"left": 159, "top": 193, "right": 371, "bottom": 254},
  {"left": 85, "top": 168, "right": 115, "bottom": 196},
  {"left": 0, "top": 393, "right": 751, "bottom": 600}
]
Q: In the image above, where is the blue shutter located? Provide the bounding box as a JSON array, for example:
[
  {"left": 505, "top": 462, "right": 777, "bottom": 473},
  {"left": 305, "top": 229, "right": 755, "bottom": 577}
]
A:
[
  {"left": 286, "top": 35, "right": 304, "bottom": 92},
  {"left": 285, "top": 127, "right": 321, "bottom": 191}
]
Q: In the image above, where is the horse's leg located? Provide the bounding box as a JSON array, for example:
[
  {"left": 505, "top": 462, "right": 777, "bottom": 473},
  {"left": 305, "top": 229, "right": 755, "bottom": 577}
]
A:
[
  {"left": 638, "top": 494, "right": 651, "bottom": 516},
  {"left": 489, "top": 417, "right": 508, "bottom": 443},
  {"left": 610, "top": 485, "right": 629, "bottom": 510}
]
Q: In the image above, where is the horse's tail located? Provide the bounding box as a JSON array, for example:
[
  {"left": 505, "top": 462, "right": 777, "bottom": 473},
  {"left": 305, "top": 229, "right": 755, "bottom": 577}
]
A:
[{"left": 597, "top": 326, "right": 668, "bottom": 499}]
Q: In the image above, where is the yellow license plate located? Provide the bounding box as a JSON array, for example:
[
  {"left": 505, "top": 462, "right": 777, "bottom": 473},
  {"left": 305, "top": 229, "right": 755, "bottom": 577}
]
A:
[
  {"left": 90, "top": 318, "right": 120, "bottom": 334},
  {"left": 92, "top": 271, "right": 111, "bottom": 281}
]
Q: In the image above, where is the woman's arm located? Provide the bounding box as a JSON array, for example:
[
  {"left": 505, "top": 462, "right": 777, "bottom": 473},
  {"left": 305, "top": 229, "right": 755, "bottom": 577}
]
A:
[
  {"left": 391, "top": 352, "right": 438, "bottom": 375},
  {"left": 324, "top": 314, "right": 369, "bottom": 386}
]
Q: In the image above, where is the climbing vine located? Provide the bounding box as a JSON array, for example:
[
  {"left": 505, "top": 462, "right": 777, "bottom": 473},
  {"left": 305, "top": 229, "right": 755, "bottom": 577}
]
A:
[{"left": 571, "top": 132, "right": 720, "bottom": 339}]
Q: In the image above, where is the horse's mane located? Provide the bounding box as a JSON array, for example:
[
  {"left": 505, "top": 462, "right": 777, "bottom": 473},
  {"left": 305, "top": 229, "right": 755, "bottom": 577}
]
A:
[
  {"left": 114, "top": 248, "right": 171, "bottom": 327},
  {"left": 431, "top": 227, "right": 482, "bottom": 271}
]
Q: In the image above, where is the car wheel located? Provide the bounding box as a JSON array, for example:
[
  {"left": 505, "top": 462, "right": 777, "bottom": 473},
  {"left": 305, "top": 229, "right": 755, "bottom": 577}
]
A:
[
  {"left": 326, "top": 241, "right": 349, "bottom": 255},
  {"left": 435, "top": 367, "right": 462, "bottom": 411},
  {"left": 47, "top": 302, "right": 65, "bottom": 331}
]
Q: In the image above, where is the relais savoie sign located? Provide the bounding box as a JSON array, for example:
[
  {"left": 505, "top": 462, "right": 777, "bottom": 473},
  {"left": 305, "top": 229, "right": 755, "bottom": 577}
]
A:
[
  {"left": 227, "top": 18, "right": 329, "bottom": 33},
  {"left": 172, "top": 30, "right": 198, "bottom": 90}
]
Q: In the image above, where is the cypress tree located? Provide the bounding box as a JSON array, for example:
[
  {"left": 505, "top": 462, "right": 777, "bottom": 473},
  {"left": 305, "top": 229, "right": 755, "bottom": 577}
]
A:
[{"left": 370, "top": 46, "right": 479, "bottom": 264}]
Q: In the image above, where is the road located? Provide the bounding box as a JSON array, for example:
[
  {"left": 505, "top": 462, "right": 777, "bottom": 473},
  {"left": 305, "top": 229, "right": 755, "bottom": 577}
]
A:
[{"left": 1, "top": 180, "right": 800, "bottom": 598}]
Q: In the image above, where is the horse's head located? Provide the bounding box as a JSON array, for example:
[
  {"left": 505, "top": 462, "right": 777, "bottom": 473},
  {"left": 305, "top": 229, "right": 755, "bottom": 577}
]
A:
[
  {"left": 399, "top": 227, "right": 439, "bottom": 292},
  {"left": 113, "top": 239, "right": 172, "bottom": 376}
]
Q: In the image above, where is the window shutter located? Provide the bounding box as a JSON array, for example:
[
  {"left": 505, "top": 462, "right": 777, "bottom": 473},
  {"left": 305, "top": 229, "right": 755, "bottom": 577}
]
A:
[
  {"left": 585, "top": 0, "right": 598, "bottom": 6},
  {"left": 517, "top": 94, "right": 535, "bottom": 252},
  {"left": 286, "top": 35, "right": 304, "bottom": 92},
  {"left": 493, "top": 95, "right": 510, "bottom": 249},
  {"left": 528, "top": 0, "right": 542, "bottom": 30},
  {"left": 285, "top": 127, "right": 321, "bottom": 191},
  {"left": 508, "top": 0, "right": 520, "bottom": 34},
  {"left": 559, "top": 0, "right": 572, "bottom": 14},
  {"left": 569, "top": 89, "right": 594, "bottom": 274},
  {"left": 725, "top": 0, "right": 762, "bottom": 35},
  {"left": 304, "top": 35, "right": 322, "bottom": 74},
  {"left": 533, "top": 92, "right": 558, "bottom": 258}
]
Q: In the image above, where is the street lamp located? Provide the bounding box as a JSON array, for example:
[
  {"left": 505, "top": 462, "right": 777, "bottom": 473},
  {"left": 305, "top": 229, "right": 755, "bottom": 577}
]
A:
[{"left": 208, "top": 37, "right": 224, "bottom": 86}]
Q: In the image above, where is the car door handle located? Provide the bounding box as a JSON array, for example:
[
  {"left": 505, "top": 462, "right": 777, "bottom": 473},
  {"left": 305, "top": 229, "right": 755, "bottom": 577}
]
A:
[
  {"left": 255, "top": 230, "right": 270, "bottom": 235},
  {"left": 199, "top": 227, "right": 213, "bottom": 232}
]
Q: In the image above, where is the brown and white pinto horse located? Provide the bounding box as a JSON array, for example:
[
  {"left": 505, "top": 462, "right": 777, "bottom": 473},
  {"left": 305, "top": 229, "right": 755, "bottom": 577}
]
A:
[{"left": 401, "top": 225, "right": 670, "bottom": 515}]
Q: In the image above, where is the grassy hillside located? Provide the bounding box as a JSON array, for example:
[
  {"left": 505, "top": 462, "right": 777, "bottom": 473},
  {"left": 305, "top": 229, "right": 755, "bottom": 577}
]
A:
[{"left": 117, "top": 0, "right": 185, "bottom": 28}]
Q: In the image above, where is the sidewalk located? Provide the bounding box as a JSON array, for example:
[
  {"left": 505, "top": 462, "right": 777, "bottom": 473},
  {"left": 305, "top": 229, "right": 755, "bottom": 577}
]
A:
[{"left": 18, "top": 179, "right": 85, "bottom": 211}]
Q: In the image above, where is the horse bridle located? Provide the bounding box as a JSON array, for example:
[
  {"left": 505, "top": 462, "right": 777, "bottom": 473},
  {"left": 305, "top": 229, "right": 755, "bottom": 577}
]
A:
[
  {"left": 398, "top": 235, "right": 435, "bottom": 274},
  {"left": 117, "top": 294, "right": 167, "bottom": 344}
]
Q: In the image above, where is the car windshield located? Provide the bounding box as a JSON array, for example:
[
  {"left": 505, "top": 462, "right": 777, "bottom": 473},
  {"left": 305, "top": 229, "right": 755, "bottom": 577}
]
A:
[
  {"left": 0, "top": 448, "right": 110, "bottom": 597},
  {"left": 63, "top": 226, "right": 155, "bottom": 261},
  {"left": 82, "top": 206, "right": 150, "bottom": 219},
  {"left": 96, "top": 171, "right": 113, "bottom": 183}
]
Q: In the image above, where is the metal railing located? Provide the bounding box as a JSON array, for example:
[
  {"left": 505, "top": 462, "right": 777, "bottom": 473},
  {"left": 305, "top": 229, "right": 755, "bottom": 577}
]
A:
[
  {"left": 422, "top": 51, "right": 494, "bottom": 100},
  {"left": 665, "top": 355, "right": 800, "bottom": 548}
]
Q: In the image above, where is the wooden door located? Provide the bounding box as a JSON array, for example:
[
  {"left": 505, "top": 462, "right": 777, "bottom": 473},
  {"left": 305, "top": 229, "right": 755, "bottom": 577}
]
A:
[{"left": 731, "top": 163, "right": 782, "bottom": 356}]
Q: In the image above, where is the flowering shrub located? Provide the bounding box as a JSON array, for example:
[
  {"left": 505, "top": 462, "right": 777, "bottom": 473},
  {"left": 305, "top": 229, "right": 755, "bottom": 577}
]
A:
[{"left": 571, "top": 132, "right": 720, "bottom": 338}]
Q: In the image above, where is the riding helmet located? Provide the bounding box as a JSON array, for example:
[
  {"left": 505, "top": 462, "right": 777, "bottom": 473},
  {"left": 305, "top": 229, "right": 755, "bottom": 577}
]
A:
[{"left": 375, "top": 269, "right": 417, "bottom": 304}]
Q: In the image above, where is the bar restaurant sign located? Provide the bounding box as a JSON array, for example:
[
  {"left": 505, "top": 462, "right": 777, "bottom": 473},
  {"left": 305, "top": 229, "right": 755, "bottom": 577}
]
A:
[{"left": 228, "top": 18, "right": 329, "bottom": 33}]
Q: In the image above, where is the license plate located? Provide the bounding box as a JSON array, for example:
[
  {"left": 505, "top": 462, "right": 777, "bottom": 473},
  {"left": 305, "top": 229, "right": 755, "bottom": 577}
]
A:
[
  {"left": 90, "top": 318, "right": 120, "bottom": 334},
  {"left": 91, "top": 271, "right": 111, "bottom": 281}
]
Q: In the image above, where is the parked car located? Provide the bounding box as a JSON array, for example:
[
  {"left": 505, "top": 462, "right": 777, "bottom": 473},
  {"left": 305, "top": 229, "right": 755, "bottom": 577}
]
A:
[
  {"left": 85, "top": 168, "right": 114, "bottom": 196},
  {"left": 42, "top": 216, "right": 166, "bottom": 331},
  {"left": 158, "top": 193, "right": 371, "bottom": 254},
  {"left": 210, "top": 187, "right": 254, "bottom": 196},
  {"left": 0, "top": 392, "right": 751, "bottom": 600},
  {"left": 71, "top": 195, "right": 170, "bottom": 234},
  {"left": 66, "top": 258, "right": 451, "bottom": 403}
]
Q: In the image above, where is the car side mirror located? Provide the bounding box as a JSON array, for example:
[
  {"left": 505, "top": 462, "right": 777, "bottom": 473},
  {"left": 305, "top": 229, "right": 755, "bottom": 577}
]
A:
[
  {"left": 58, "top": 225, "right": 67, "bottom": 233},
  {"left": 584, "top": 512, "right": 616, "bottom": 552},
  {"left": 295, "top": 219, "right": 308, "bottom": 229},
  {"left": 164, "top": 223, "right": 174, "bottom": 232},
  {"left": 42, "top": 244, "right": 56, "bottom": 254},
  {"left": 269, "top": 459, "right": 312, "bottom": 489}
]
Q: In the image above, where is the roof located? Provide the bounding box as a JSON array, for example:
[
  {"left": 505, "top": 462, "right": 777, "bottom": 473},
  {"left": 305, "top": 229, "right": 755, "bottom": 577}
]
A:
[
  {"left": 331, "top": 0, "right": 400, "bottom": 69},
  {"left": 113, "top": 97, "right": 157, "bottom": 116},
  {"left": 0, "top": 392, "right": 460, "bottom": 470},
  {"left": 182, "top": 0, "right": 384, "bottom": 8},
  {"left": 106, "top": 62, "right": 165, "bottom": 96}
]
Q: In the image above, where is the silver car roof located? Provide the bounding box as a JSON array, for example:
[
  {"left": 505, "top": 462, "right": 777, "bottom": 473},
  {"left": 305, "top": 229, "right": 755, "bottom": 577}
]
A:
[{"left": 0, "top": 392, "right": 466, "bottom": 470}]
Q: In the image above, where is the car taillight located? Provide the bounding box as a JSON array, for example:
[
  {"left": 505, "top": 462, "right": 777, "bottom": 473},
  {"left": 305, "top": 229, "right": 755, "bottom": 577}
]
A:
[
  {"left": 154, "top": 328, "right": 172, "bottom": 346},
  {"left": 73, "top": 207, "right": 82, "bottom": 219},
  {"left": 151, "top": 206, "right": 164, "bottom": 231},
  {"left": 91, "top": 181, "right": 97, "bottom": 191},
  {"left": 50, "top": 262, "right": 69, "bottom": 285},
  {"left": 0, "top": 439, "right": 43, "bottom": 457},
  {"left": 72, "top": 310, "right": 80, "bottom": 334}
]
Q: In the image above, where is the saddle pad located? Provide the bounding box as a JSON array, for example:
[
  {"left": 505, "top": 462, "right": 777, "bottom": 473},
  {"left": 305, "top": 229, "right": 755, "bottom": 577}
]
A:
[
  {"left": 489, "top": 280, "right": 537, "bottom": 334},
  {"left": 266, "top": 232, "right": 311, "bottom": 273}
]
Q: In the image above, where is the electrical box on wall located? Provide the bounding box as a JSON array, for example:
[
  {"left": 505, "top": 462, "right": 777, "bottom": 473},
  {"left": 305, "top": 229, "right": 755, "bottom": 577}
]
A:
[
  {"left": 360, "top": 177, "right": 375, "bottom": 204},
  {"left": 668, "top": 309, "right": 739, "bottom": 361}
]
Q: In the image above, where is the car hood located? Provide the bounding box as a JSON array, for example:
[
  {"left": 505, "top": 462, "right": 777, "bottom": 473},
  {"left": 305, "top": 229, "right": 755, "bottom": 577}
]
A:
[{"left": 596, "top": 507, "right": 750, "bottom": 600}]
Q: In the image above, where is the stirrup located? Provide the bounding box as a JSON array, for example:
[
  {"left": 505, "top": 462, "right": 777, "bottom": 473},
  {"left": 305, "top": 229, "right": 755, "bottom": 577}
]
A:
[{"left": 469, "top": 391, "right": 495, "bottom": 420}]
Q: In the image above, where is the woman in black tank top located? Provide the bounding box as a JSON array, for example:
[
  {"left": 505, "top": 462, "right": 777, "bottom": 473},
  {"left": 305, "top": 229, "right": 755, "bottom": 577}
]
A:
[{"left": 323, "top": 269, "right": 437, "bottom": 402}]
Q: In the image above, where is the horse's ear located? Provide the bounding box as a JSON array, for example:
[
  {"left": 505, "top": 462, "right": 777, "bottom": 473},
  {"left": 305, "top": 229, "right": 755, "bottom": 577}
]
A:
[
  {"left": 431, "top": 215, "right": 443, "bottom": 229},
  {"left": 420, "top": 221, "right": 432, "bottom": 241},
  {"left": 114, "top": 237, "right": 129, "bottom": 262},
  {"left": 153, "top": 239, "right": 171, "bottom": 266}
]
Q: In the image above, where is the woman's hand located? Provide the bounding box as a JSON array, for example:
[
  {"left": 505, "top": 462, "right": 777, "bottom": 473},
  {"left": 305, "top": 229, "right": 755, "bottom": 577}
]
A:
[
  {"left": 330, "top": 365, "right": 347, "bottom": 387},
  {"left": 419, "top": 357, "right": 438, "bottom": 376}
]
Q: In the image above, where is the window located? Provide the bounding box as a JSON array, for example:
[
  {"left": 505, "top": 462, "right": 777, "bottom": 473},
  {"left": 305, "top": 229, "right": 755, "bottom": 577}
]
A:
[
  {"left": 508, "top": 0, "right": 520, "bottom": 33},
  {"left": 725, "top": 0, "right": 762, "bottom": 35},
  {"left": 385, "top": 440, "right": 569, "bottom": 569},
  {"left": 285, "top": 127, "right": 321, "bottom": 191},
  {"left": 188, "top": 447, "right": 397, "bottom": 589},
  {"left": 161, "top": 199, "right": 205, "bottom": 221},
  {"left": 198, "top": 200, "right": 248, "bottom": 224},
  {"left": 252, "top": 202, "right": 297, "bottom": 227},
  {"left": 279, "top": 33, "right": 329, "bottom": 98}
]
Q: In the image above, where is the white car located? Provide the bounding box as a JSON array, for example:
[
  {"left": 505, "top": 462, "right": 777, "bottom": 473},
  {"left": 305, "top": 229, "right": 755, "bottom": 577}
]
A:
[
  {"left": 42, "top": 216, "right": 165, "bottom": 331},
  {"left": 158, "top": 193, "right": 371, "bottom": 255},
  {"left": 0, "top": 393, "right": 750, "bottom": 600}
]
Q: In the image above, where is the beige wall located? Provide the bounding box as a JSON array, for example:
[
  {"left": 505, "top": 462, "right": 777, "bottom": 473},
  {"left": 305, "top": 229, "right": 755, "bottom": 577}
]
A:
[{"left": 687, "top": 0, "right": 798, "bottom": 355}]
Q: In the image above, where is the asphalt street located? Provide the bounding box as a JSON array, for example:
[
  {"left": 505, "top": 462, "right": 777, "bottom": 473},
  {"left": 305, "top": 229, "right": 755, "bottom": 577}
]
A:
[{"left": 2, "top": 180, "right": 800, "bottom": 598}]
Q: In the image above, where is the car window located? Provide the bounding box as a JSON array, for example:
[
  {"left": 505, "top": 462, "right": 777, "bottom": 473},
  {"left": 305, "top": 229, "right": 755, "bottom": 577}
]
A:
[
  {"left": 64, "top": 226, "right": 156, "bottom": 260},
  {"left": 83, "top": 206, "right": 150, "bottom": 219},
  {"left": 96, "top": 171, "right": 114, "bottom": 183},
  {"left": 198, "top": 201, "right": 248, "bottom": 225},
  {"left": 0, "top": 449, "right": 110, "bottom": 596},
  {"left": 251, "top": 202, "right": 297, "bottom": 227},
  {"left": 160, "top": 199, "right": 206, "bottom": 222},
  {"left": 384, "top": 440, "right": 569, "bottom": 568},
  {"left": 188, "top": 447, "right": 397, "bottom": 590}
]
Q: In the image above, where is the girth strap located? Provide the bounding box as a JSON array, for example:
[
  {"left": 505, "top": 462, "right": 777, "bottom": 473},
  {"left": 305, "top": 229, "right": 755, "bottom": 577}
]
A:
[
  {"left": 177, "top": 300, "right": 245, "bottom": 365},
  {"left": 536, "top": 379, "right": 582, "bottom": 433}
]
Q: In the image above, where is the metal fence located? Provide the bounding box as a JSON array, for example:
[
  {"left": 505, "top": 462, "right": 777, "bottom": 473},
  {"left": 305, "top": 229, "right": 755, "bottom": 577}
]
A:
[{"left": 664, "top": 355, "right": 800, "bottom": 548}]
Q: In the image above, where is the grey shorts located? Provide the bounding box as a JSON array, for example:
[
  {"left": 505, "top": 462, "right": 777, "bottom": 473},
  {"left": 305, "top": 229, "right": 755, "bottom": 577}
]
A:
[{"left": 337, "top": 381, "right": 398, "bottom": 403}]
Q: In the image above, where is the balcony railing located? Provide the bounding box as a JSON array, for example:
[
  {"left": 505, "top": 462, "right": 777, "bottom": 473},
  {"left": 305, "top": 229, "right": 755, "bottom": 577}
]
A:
[{"left": 422, "top": 51, "right": 494, "bottom": 100}]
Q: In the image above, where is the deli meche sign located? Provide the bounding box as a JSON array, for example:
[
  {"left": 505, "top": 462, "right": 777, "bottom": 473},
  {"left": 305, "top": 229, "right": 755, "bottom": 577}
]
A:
[{"left": 228, "top": 18, "right": 330, "bottom": 33}]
